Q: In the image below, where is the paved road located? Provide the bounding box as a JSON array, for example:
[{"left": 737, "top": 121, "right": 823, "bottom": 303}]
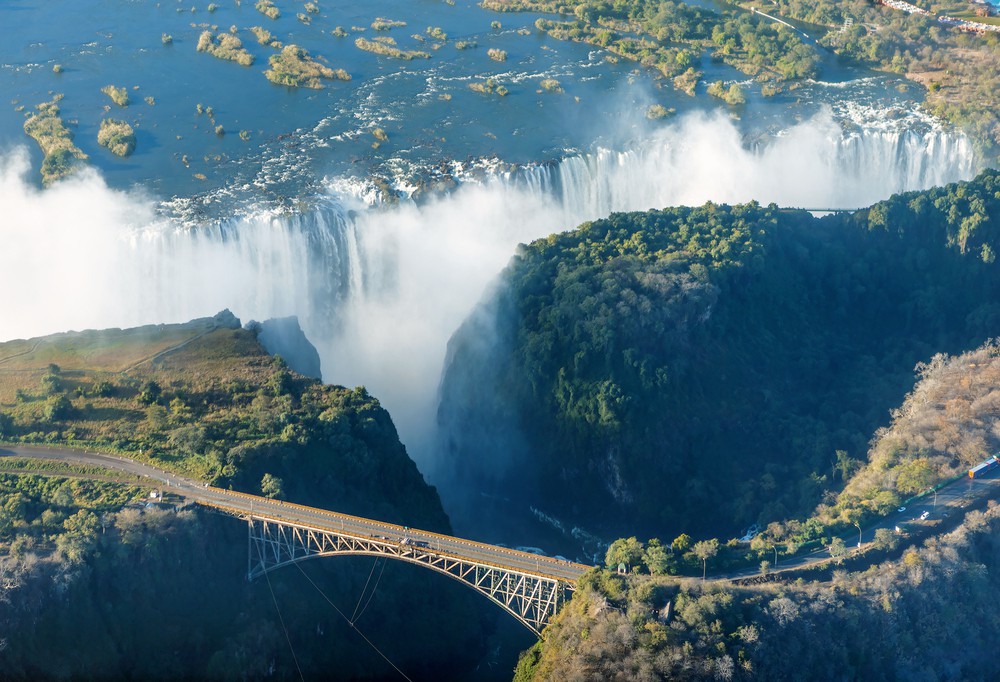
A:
[
  {"left": 5, "top": 444, "right": 998, "bottom": 583},
  {"left": 726, "top": 466, "right": 1000, "bottom": 580},
  {"left": 0, "top": 445, "right": 590, "bottom": 583}
]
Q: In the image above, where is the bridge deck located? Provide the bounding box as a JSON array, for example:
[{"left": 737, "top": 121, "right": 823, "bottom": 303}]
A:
[{"left": 0, "top": 445, "right": 591, "bottom": 583}]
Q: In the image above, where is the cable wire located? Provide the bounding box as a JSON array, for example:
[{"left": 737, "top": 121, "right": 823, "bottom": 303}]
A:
[
  {"left": 254, "top": 542, "right": 305, "bottom": 682},
  {"left": 351, "top": 557, "right": 381, "bottom": 622},
  {"left": 352, "top": 557, "right": 387, "bottom": 625},
  {"left": 293, "top": 561, "right": 413, "bottom": 682}
]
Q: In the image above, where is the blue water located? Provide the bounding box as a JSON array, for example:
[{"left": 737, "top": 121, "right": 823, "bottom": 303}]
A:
[{"left": 1, "top": 0, "right": 922, "bottom": 209}]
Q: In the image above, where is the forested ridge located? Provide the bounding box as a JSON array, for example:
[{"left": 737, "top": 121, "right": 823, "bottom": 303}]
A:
[
  {"left": 515, "top": 343, "right": 1000, "bottom": 680},
  {"left": 515, "top": 499, "right": 1000, "bottom": 681},
  {"left": 438, "top": 169, "right": 1000, "bottom": 543},
  {"left": 0, "top": 316, "right": 492, "bottom": 680}
]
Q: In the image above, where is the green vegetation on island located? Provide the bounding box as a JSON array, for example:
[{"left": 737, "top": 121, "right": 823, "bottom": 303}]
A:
[
  {"left": 468, "top": 77, "right": 509, "bottom": 95},
  {"left": 22, "top": 97, "right": 87, "bottom": 186},
  {"left": 487, "top": 47, "right": 507, "bottom": 61},
  {"left": 250, "top": 25, "right": 282, "bottom": 48},
  {"left": 97, "top": 119, "right": 136, "bottom": 157},
  {"left": 646, "top": 103, "right": 673, "bottom": 119},
  {"left": 481, "top": 0, "right": 819, "bottom": 97},
  {"left": 354, "top": 36, "right": 430, "bottom": 60},
  {"left": 101, "top": 84, "right": 129, "bottom": 107},
  {"left": 264, "top": 44, "right": 349, "bottom": 88},
  {"left": 196, "top": 30, "right": 255, "bottom": 66},
  {"left": 741, "top": 0, "right": 1000, "bottom": 156},
  {"left": 255, "top": 0, "right": 279, "bottom": 20},
  {"left": 707, "top": 80, "right": 747, "bottom": 105},
  {"left": 371, "top": 17, "right": 407, "bottom": 30},
  {"left": 539, "top": 78, "right": 562, "bottom": 93}
]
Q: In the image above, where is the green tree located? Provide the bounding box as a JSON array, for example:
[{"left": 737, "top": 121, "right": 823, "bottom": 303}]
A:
[
  {"left": 692, "top": 538, "right": 719, "bottom": 580},
  {"left": 671, "top": 533, "right": 692, "bottom": 554},
  {"left": 57, "top": 509, "right": 100, "bottom": 563},
  {"left": 139, "top": 380, "right": 162, "bottom": 405},
  {"left": 41, "top": 372, "right": 62, "bottom": 395},
  {"left": 828, "top": 537, "right": 847, "bottom": 563},
  {"left": 43, "top": 394, "right": 72, "bottom": 422},
  {"left": 145, "top": 404, "right": 169, "bottom": 432},
  {"left": 873, "top": 527, "right": 899, "bottom": 551},
  {"left": 606, "top": 536, "right": 644, "bottom": 571},
  {"left": 895, "top": 458, "right": 935, "bottom": 495},
  {"left": 642, "top": 538, "right": 672, "bottom": 575},
  {"left": 834, "top": 450, "right": 860, "bottom": 481},
  {"left": 261, "top": 473, "right": 284, "bottom": 499},
  {"left": 90, "top": 380, "right": 115, "bottom": 397}
]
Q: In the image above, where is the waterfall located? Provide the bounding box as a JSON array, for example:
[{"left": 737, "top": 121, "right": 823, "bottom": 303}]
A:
[{"left": 0, "top": 109, "right": 980, "bottom": 465}]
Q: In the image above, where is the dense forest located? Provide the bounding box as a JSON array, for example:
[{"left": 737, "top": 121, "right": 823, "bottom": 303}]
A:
[
  {"left": 516, "top": 344, "right": 1000, "bottom": 678},
  {"left": 437, "top": 169, "right": 1000, "bottom": 545},
  {"left": 0, "top": 314, "right": 495, "bottom": 680},
  {"left": 515, "top": 498, "right": 1000, "bottom": 680}
]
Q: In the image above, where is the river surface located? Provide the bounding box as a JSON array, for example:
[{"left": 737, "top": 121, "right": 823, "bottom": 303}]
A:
[{"left": 0, "top": 0, "right": 983, "bottom": 551}]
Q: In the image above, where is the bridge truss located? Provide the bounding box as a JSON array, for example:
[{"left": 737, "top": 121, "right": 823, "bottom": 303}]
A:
[{"left": 246, "top": 516, "right": 573, "bottom": 636}]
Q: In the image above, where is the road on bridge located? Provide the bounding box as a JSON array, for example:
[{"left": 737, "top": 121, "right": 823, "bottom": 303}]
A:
[
  {"left": 0, "top": 445, "right": 590, "bottom": 583},
  {"left": 4, "top": 444, "right": 1000, "bottom": 583}
]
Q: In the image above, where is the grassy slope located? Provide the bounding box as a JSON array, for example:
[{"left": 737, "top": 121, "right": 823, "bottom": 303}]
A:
[{"left": 0, "top": 313, "right": 491, "bottom": 680}]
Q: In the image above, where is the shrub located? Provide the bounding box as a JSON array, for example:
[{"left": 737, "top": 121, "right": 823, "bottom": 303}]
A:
[
  {"left": 97, "top": 119, "right": 136, "bottom": 157},
  {"left": 265, "top": 44, "right": 350, "bottom": 88},
  {"left": 196, "top": 31, "right": 254, "bottom": 66},
  {"left": 539, "top": 78, "right": 562, "bottom": 93},
  {"left": 255, "top": 0, "right": 279, "bottom": 20},
  {"left": 101, "top": 85, "right": 129, "bottom": 107}
]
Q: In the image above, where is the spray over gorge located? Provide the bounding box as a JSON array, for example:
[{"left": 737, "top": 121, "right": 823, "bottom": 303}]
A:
[
  {"left": 3, "top": 0, "right": 1000, "bottom": 678},
  {"left": 0, "top": 110, "right": 978, "bottom": 469}
]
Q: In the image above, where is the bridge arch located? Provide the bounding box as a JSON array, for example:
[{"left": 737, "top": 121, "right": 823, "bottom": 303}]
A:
[{"left": 246, "top": 516, "right": 573, "bottom": 636}]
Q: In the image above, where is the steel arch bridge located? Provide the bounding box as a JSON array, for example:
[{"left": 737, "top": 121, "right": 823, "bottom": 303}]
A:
[{"left": 245, "top": 515, "right": 575, "bottom": 636}]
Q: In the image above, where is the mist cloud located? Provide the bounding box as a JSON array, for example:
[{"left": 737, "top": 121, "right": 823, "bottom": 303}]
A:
[{"left": 0, "top": 110, "right": 978, "bottom": 471}]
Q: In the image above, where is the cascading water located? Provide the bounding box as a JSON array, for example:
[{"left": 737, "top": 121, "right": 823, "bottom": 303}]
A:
[{"left": 0, "top": 109, "right": 981, "bottom": 468}]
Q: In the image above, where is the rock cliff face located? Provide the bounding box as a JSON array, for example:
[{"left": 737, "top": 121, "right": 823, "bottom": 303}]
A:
[
  {"left": 435, "top": 170, "right": 1000, "bottom": 545},
  {"left": 248, "top": 315, "right": 323, "bottom": 380}
]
